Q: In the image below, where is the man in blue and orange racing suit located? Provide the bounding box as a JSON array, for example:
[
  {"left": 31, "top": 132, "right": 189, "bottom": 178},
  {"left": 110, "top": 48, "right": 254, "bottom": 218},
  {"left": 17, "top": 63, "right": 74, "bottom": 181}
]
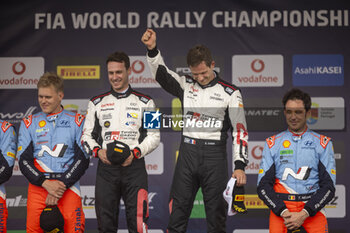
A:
[
  {"left": 0, "top": 120, "right": 16, "bottom": 232},
  {"left": 257, "top": 88, "right": 336, "bottom": 233},
  {"left": 17, "top": 72, "right": 89, "bottom": 233}
]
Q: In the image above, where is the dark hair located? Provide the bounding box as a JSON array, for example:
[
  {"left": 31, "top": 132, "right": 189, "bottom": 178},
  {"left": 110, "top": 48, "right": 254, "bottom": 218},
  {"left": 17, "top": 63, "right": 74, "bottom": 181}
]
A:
[
  {"left": 186, "top": 44, "right": 213, "bottom": 67},
  {"left": 37, "top": 72, "right": 64, "bottom": 93},
  {"left": 282, "top": 88, "right": 311, "bottom": 111},
  {"left": 106, "top": 51, "right": 130, "bottom": 69}
]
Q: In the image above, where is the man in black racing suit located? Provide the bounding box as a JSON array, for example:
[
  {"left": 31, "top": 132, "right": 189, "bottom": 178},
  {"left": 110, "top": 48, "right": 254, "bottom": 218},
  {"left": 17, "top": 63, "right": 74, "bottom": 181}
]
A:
[
  {"left": 81, "top": 51, "right": 160, "bottom": 233},
  {"left": 142, "top": 29, "right": 248, "bottom": 233}
]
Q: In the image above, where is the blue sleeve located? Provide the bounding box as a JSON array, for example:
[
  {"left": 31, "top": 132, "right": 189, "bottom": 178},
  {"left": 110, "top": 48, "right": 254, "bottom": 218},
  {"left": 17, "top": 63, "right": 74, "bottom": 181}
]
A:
[
  {"left": 257, "top": 142, "right": 287, "bottom": 216},
  {"left": 17, "top": 119, "right": 46, "bottom": 186},
  {"left": 59, "top": 116, "right": 90, "bottom": 188},
  {"left": 0, "top": 123, "right": 17, "bottom": 184},
  {"left": 304, "top": 140, "right": 336, "bottom": 216}
]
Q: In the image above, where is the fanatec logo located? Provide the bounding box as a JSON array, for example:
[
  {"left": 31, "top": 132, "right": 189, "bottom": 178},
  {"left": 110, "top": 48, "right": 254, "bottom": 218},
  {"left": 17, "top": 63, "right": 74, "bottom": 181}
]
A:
[{"left": 245, "top": 109, "right": 280, "bottom": 116}]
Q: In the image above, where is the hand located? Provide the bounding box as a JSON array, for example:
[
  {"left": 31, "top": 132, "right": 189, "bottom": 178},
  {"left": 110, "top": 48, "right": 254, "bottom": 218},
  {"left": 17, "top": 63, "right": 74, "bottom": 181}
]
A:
[
  {"left": 45, "top": 193, "right": 59, "bottom": 206},
  {"left": 141, "top": 28, "right": 157, "bottom": 50},
  {"left": 121, "top": 153, "right": 134, "bottom": 167},
  {"left": 232, "top": 169, "right": 247, "bottom": 186},
  {"left": 98, "top": 149, "right": 112, "bottom": 165},
  {"left": 284, "top": 210, "right": 308, "bottom": 230},
  {"left": 281, "top": 209, "right": 292, "bottom": 221},
  {"left": 42, "top": 180, "right": 66, "bottom": 199}
]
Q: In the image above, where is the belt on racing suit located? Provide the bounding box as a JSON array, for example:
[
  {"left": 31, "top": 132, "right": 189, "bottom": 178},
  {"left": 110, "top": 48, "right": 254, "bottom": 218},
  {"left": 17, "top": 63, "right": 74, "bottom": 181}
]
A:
[
  {"left": 183, "top": 136, "right": 225, "bottom": 146},
  {"left": 44, "top": 173, "right": 64, "bottom": 179},
  {"left": 276, "top": 192, "right": 315, "bottom": 201}
]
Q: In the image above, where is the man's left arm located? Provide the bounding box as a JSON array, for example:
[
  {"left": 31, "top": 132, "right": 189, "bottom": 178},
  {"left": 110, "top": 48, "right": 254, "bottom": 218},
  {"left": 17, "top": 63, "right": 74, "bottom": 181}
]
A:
[
  {"left": 228, "top": 90, "right": 248, "bottom": 185},
  {"left": 60, "top": 114, "right": 90, "bottom": 188},
  {"left": 284, "top": 138, "right": 336, "bottom": 229},
  {"left": 132, "top": 99, "right": 160, "bottom": 160},
  {"left": 0, "top": 122, "right": 17, "bottom": 184},
  {"left": 303, "top": 138, "right": 336, "bottom": 216}
]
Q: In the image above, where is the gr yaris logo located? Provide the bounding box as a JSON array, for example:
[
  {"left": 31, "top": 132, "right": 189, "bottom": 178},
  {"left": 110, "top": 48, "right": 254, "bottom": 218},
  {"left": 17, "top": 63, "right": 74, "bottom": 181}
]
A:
[
  {"left": 292, "top": 54, "right": 344, "bottom": 86},
  {"left": 143, "top": 110, "right": 161, "bottom": 129}
]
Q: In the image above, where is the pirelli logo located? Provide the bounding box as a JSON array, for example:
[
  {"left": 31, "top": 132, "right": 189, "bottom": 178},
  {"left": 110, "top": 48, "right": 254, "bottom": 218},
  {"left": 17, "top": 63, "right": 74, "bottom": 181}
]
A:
[
  {"left": 244, "top": 195, "right": 268, "bottom": 209},
  {"left": 234, "top": 195, "right": 244, "bottom": 202},
  {"left": 114, "top": 148, "right": 123, "bottom": 153},
  {"left": 57, "top": 65, "right": 100, "bottom": 79}
]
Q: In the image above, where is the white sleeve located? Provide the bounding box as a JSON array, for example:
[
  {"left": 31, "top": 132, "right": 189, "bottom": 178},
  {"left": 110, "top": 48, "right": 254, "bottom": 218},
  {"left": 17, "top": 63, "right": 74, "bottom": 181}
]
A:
[
  {"left": 81, "top": 100, "right": 100, "bottom": 157},
  {"left": 229, "top": 90, "right": 248, "bottom": 169},
  {"left": 146, "top": 50, "right": 187, "bottom": 89}
]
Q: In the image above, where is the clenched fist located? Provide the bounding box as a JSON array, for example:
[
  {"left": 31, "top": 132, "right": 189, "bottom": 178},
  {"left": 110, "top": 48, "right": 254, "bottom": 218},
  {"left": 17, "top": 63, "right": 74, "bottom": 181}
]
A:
[{"left": 141, "top": 28, "right": 157, "bottom": 50}]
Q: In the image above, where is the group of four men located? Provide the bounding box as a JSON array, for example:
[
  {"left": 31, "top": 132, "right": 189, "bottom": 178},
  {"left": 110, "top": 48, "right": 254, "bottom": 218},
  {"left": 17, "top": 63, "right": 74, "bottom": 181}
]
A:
[{"left": 0, "top": 29, "right": 336, "bottom": 233}]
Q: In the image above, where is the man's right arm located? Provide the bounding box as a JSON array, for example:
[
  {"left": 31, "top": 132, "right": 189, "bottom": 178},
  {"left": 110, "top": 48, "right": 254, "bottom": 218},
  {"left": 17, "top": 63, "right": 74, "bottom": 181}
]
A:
[
  {"left": 257, "top": 140, "right": 288, "bottom": 216},
  {"left": 17, "top": 117, "right": 46, "bottom": 186},
  {"left": 142, "top": 29, "right": 186, "bottom": 98},
  {"left": 0, "top": 121, "right": 16, "bottom": 184},
  {"left": 81, "top": 100, "right": 102, "bottom": 158}
]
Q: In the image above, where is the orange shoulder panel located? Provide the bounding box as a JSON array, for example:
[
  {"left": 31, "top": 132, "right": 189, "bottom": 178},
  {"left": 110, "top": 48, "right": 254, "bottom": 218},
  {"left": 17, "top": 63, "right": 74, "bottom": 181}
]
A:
[
  {"left": 75, "top": 113, "right": 85, "bottom": 127},
  {"left": 1, "top": 121, "right": 12, "bottom": 133},
  {"left": 23, "top": 115, "right": 33, "bottom": 128},
  {"left": 266, "top": 135, "right": 276, "bottom": 149},
  {"left": 320, "top": 135, "right": 331, "bottom": 149}
]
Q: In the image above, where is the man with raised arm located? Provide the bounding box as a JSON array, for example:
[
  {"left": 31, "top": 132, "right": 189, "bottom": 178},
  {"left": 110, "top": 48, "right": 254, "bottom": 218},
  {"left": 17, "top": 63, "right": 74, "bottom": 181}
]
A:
[{"left": 142, "top": 29, "right": 248, "bottom": 233}]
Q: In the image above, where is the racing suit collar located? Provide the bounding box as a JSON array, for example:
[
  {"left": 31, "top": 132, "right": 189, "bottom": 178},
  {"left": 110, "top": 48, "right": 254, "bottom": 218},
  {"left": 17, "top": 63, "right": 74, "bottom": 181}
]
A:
[
  {"left": 111, "top": 85, "right": 133, "bottom": 99},
  {"left": 46, "top": 105, "right": 64, "bottom": 122},
  {"left": 197, "top": 71, "right": 219, "bottom": 89},
  {"left": 288, "top": 126, "right": 308, "bottom": 137}
]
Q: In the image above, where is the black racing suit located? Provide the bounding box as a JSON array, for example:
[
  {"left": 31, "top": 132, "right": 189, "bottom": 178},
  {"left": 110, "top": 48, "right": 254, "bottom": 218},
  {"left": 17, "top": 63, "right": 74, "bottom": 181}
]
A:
[
  {"left": 147, "top": 49, "right": 248, "bottom": 233},
  {"left": 81, "top": 86, "right": 160, "bottom": 233}
]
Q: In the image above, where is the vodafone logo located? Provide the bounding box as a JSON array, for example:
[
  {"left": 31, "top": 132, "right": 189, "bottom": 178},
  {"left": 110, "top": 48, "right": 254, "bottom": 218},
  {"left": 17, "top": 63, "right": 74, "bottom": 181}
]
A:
[
  {"left": 0, "top": 57, "right": 44, "bottom": 89},
  {"left": 251, "top": 59, "right": 264, "bottom": 73},
  {"left": 12, "top": 61, "right": 26, "bottom": 75},
  {"left": 251, "top": 145, "right": 263, "bottom": 159},
  {"left": 131, "top": 60, "right": 145, "bottom": 74},
  {"left": 232, "top": 55, "right": 283, "bottom": 87},
  {"left": 128, "top": 56, "right": 160, "bottom": 88}
]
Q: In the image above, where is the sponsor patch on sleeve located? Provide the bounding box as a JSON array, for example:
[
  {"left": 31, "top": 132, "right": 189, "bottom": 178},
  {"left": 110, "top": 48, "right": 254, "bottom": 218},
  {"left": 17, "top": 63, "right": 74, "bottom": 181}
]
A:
[
  {"left": 320, "top": 135, "right": 331, "bottom": 149},
  {"left": 266, "top": 135, "right": 276, "bottom": 148},
  {"left": 23, "top": 115, "right": 33, "bottom": 128},
  {"left": 1, "top": 121, "right": 12, "bottom": 132},
  {"left": 75, "top": 113, "right": 85, "bottom": 127},
  {"left": 7, "top": 152, "right": 15, "bottom": 158}
]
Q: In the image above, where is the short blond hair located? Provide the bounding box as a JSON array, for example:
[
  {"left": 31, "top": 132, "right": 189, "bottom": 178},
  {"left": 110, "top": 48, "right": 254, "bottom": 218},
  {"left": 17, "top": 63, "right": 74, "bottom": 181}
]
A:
[{"left": 37, "top": 72, "right": 64, "bottom": 93}]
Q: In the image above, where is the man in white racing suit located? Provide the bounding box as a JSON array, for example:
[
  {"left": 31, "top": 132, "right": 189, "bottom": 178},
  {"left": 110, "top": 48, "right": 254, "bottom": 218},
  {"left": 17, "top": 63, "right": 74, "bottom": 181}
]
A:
[
  {"left": 81, "top": 51, "right": 160, "bottom": 233},
  {"left": 142, "top": 29, "right": 248, "bottom": 233}
]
